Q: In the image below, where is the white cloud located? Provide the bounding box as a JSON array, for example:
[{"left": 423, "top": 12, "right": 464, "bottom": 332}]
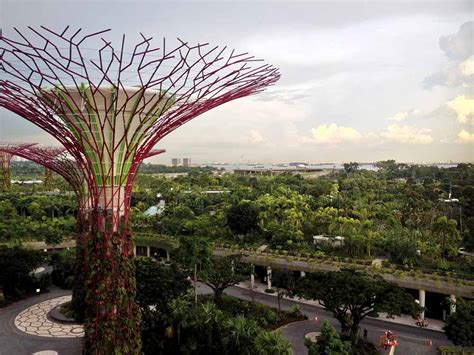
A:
[
  {"left": 424, "top": 22, "right": 474, "bottom": 88},
  {"left": 460, "top": 55, "right": 474, "bottom": 76},
  {"left": 457, "top": 129, "right": 474, "bottom": 143},
  {"left": 246, "top": 129, "right": 266, "bottom": 144},
  {"left": 307, "top": 123, "right": 362, "bottom": 144},
  {"left": 385, "top": 112, "right": 408, "bottom": 122},
  {"left": 446, "top": 95, "right": 474, "bottom": 125},
  {"left": 380, "top": 124, "right": 433, "bottom": 144}
]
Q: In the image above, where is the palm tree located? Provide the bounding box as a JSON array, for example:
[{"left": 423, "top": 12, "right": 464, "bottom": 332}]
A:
[
  {"left": 255, "top": 330, "right": 293, "bottom": 355},
  {"left": 433, "top": 216, "right": 461, "bottom": 258},
  {"left": 224, "top": 315, "right": 259, "bottom": 355}
]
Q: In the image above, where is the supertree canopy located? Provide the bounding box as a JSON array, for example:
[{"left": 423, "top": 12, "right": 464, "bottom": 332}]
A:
[{"left": 1, "top": 26, "right": 280, "bottom": 353}]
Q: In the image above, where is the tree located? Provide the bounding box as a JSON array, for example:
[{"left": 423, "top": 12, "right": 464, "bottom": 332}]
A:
[
  {"left": 200, "top": 255, "right": 250, "bottom": 303},
  {"left": 271, "top": 269, "right": 295, "bottom": 312},
  {"left": 135, "top": 257, "right": 190, "bottom": 314},
  {"left": 227, "top": 201, "right": 259, "bottom": 235},
  {"left": 174, "top": 236, "right": 211, "bottom": 303},
  {"left": 444, "top": 298, "right": 474, "bottom": 349},
  {"left": 294, "top": 270, "right": 420, "bottom": 339},
  {"left": 255, "top": 330, "right": 293, "bottom": 355},
  {"left": 343, "top": 162, "right": 359, "bottom": 174},
  {"left": 432, "top": 216, "right": 461, "bottom": 258},
  {"left": 223, "top": 315, "right": 260, "bottom": 355},
  {"left": 0, "top": 246, "right": 44, "bottom": 302},
  {"left": 305, "top": 321, "right": 351, "bottom": 355}
]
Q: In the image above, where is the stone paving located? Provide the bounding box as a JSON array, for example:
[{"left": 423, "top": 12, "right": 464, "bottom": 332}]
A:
[{"left": 14, "top": 295, "right": 84, "bottom": 338}]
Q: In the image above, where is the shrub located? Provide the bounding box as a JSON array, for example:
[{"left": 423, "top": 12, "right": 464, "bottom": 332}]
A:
[
  {"left": 438, "top": 345, "right": 474, "bottom": 355},
  {"left": 50, "top": 249, "right": 75, "bottom": 289},
  {"left": 265, "top": 288, "right": 275, "bottom": 294},
  {"left": 0, "top": 245, "right": 45, "bottom": 304}
]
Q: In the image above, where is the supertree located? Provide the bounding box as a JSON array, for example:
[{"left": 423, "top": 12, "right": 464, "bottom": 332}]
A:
[
  {"left": 0, "top": 143, "right": 36, "bottom": 190},
  {"left": 0, "top": 143, "right": 165, "bottom": 322},
  {"left": 1, "top": 26, "right": 280, "bottom": 353}
]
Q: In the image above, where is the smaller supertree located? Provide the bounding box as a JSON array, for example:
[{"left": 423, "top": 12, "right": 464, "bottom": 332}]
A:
[{"left": 0, "top": 143, "right": 36, "bottom": 190}]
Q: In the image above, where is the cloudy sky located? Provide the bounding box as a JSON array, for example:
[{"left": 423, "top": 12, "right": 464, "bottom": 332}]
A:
[{"left": 1, "top": 0, "right": 473, "bottom": 164}]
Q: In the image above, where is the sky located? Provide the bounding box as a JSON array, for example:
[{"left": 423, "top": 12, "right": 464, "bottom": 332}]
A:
[{"left": 1, "top": 0, "right": 473, "bottom": 164}]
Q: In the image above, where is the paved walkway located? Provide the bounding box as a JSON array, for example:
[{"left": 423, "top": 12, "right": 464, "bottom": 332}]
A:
[
  {"left": 14, "top": 295, "right": 84, "bottom": 338},
  {"left": 0, "top": 289, "right": 82, "bottom": 355},
  {"left": 237, "top": 280, "right": 445, "bottom": 331}
]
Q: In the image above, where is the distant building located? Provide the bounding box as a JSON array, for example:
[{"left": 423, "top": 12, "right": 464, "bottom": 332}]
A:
[
  {"left": 171, "top": 158, "right": 181, "bottom": 167},
  {"left": 234, "top": 167, "right": 321, "bottom": 176},
  {"left": 313, "top": 235, "right": 345, "bottom": 247},
  {"left": 183, "top": 158, "right": 191, "bottom": 167}
]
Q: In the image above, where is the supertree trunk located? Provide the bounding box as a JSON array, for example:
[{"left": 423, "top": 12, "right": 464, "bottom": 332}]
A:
[
  {"left": 0, "top": 158, "right": 10, "bottom": 190},
  {"left": 43, "top": 167, "right": 53, "bottom": 190},
  {"left": 0, "top": 145, "right": 36, "bottom": 190},
  {"left": 83, "top": 214, "right": 141, "bottom": 354}
]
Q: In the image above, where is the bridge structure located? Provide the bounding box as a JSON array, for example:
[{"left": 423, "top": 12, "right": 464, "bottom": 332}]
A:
[{"left": 23, "top": 236, "right": 473, "bottom": 320}]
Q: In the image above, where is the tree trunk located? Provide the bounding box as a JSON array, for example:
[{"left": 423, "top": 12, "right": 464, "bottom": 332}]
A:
[
  {"left": 214, "top": 288, "right": 223, "bottom": 304},
  {"left": 194, "top": 263, "right": 198, "bottom": 304}
]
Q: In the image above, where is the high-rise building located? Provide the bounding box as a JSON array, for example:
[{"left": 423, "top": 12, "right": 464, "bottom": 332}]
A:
[
  {"left": 183, "top": 158, "right": 191, "bottom": 167},
  {"left": 172, "top": 158, "right": 181, "bottom": 167}
]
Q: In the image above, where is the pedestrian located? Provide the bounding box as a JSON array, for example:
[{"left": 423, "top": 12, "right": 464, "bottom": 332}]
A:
[{"left": 363, "top": 328, "right": 368, "bottom": 340}]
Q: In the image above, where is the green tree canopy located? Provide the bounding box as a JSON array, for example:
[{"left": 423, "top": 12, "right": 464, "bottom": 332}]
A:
[
  {"left": 444, "top": 298, "right": 474, "bottom": 348},
  {"left": 295, "top": 270, "right": 420, "bottom": 339}
]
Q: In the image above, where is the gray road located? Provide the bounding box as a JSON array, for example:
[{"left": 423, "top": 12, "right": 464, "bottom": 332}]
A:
[
  {"left": 0, "top": 288, "right": 82, "bottom": 355},
  {"left": 221, "top": 285, "right": 452, "bottom": 355}
]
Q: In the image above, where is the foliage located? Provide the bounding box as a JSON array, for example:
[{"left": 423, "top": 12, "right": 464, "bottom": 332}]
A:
[
  {"left": 254, "top": 330, "right": 293, "bottom": 355},
  {"left": 438, "top": 345, "right": 474, "bottom": 355},
  {"left": 50, "top": 249, "right": 76, "bottom": 289},
  {"left": 174, "top": 236, "right": 212, "bottom": 303},
  {"left": 0, "top": 245, "right": 45, "bottom": 303},
  {"left": 271, "top": 269, "right": 296, "bottom": 312},
  {"left": 305, "top": 321, "right": 351, "bottom": 355},
  {"left": 200, "top": 255, "right": 250, "bottom": 302},
  {"left": 227, "top": 201, "right": 259, "bottom": 235},
  {"left": 135, "top": 257, "right": 190, "bottom": 314},
  {"left": 444, "top": 298, "right": 474, "bottom": 348},
  {"left": 200, "top": 294, "right": 306, "bottom": 329},
  {"left": 294, "top": 270, "right": 420, "bottom": 339},
  {"left": 142, "top": 297, "right": 294, "bottom": 355}
]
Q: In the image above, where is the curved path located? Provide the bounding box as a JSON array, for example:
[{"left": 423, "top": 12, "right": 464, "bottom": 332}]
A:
[
  {"left": 0, "top": 289, "right": 82, "bottom": 355},
  {"left": 14, "top": 295, "right": 84, "bottom": 338}
]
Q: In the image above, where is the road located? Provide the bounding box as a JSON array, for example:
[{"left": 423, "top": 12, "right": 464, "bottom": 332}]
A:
[{"left": 211, "top": 284, "right": 452, "bottom": 355}]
